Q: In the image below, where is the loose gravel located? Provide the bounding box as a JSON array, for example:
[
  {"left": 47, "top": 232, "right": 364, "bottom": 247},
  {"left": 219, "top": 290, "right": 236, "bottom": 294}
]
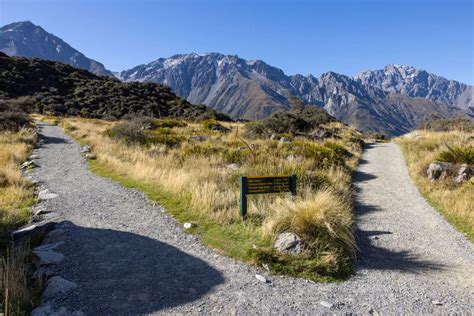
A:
[{"left": 29, "top": 123, "right": 474, "bottom": 314}]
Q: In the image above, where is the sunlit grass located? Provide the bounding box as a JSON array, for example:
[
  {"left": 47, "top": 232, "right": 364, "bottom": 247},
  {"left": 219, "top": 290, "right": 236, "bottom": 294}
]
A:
[
  {"left": 397, "top": 130, "right": 474, "bottom": 241},
  {"left": 55, "top": 116, "right": 363, "bottom": 281}
]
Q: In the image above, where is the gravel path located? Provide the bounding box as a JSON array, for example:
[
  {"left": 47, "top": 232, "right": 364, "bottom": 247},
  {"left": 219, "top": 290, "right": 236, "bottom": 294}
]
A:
[{"left": 29, "top": 123, "right": 474, "bottom": 314}]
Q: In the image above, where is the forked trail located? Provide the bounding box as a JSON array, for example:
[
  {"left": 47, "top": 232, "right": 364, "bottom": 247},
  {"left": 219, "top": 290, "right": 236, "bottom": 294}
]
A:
[{"left": 31, "top": 123, "right": 473, "bottom": 314}]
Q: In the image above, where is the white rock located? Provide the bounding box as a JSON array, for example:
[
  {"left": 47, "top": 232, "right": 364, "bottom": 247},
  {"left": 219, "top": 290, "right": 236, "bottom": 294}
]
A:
[
  {"left": 85, "top": 153, "right": 96, "bottom": 159},
  {"left": 20, "top": 160, "right": 36, "bottom": 169},
  {"left": 42, "top": 276, "right": 77, "bottom": 300},
  {"left": 81, "top": 145, "right": 91, "bottom": 153},
  {"left": 32, "top": 250, "right": 64, "bottom": 267},
  {"left": 320, "top": 300, "right": 333, "bottom": 308},
  {"left": 226, "top": 163, "right": 240, "bottom": 171},
  {"left": 33, "top": 208, "right": 50, "bottom": 217},
  {"left": 183, "top": 222, "right": 193, "bottom": 229},
  {"left": 431, "top": 300, "right": 443, "bottom": 305},
  {"left": 427, "top": 162, "right": 451, "bottom": 181},
  {"left": 255, "top": 274, "right": 267, "bottom": 283},
  {"left": 38, "top": 189, "right": 58, "bottom": 200},
  {"left": 274, "top": 232, "right": 305, "bottom": 254}
]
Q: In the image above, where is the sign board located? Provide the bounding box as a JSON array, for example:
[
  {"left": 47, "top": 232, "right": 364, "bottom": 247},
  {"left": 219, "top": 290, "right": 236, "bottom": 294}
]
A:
[{"left": 240, "top": 175, "right": 296, "bottom": 217}]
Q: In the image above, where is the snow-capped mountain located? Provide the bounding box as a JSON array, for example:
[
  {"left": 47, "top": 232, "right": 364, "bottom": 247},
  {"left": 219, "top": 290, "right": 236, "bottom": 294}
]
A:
[
  {"left": 356, "top": 64, "right": 473, "bottom": 114},
  {"left": 0, "top": 21, "right": 113, "bottom": 76},
  {"left": 118, "top": 53, "right": 467, "bottom": 135},
  {"left": 1, "top": 21, "right": 471, "bottom": 136}
]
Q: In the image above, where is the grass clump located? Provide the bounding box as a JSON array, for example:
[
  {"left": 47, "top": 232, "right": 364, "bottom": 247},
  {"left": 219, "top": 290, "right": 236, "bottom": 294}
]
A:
[
  {"left": 59, "top": 116, "right": 363, "bottom": 282},
  {"left": 436, "top": 145, "right": 474, "bottom": 165},
  {"left": 397, "top": 130, "right": 474, "bottom": 240},
  {"left": 0, "top": 126, "right": 39, "bottom": 314}
]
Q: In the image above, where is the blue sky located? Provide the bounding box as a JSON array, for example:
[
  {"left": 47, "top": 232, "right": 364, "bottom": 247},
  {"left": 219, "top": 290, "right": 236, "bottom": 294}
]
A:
[{"left": 1, "top": 0, "right": 473, "bottom": 83}]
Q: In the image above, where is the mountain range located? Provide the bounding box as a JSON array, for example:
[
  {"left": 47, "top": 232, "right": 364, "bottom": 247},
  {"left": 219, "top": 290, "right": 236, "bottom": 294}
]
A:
[{"left": 1, "top": 21, "right": 472, "bottom": 136}]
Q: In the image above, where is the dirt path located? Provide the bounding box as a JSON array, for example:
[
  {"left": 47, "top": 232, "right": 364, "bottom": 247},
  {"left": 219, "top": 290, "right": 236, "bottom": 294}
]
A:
[{"left": 29, "top": 123, "right": 473, "bottom": 314}]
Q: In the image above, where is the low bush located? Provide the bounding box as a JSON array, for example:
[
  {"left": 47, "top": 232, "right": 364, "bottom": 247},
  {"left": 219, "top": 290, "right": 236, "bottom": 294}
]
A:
[
  {"left": 420, "top": 115, "right": 474, "bottom": 132},
  {"left": 105, "top": 121, "right": 148, "bottom": 145},
  {"left": 246, "top": 106, "right": 335, "bottom": 138},
  {"left": 436, "top": 145, "right": 474, "bottom": 164},
  {"left": 0, "top": 111, "right": 32, "bottom": 132}
]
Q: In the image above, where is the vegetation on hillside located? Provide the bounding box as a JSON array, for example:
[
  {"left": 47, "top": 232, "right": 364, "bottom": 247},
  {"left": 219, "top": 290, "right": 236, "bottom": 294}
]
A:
[
  {"left": 397, "top": 127, "right": 474, "bottom": 241},
  {"left": 419, "top": 114, "right": 474, "bottom": 132},
  {"left": 246, "top": 106, "right": 336, "bottom": 137},
  {"left": 0, "top": 53, "right": 229, "bottom": 121},
  {"left": 54, "top": 115, "right": 363, "bottom": 281},
  {"left": 0, "top": 112, "right": 39, "bottom": 314}
]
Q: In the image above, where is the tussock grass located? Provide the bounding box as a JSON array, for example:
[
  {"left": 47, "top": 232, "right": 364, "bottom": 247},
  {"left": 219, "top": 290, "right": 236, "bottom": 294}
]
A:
[
  {"left": 0, "top": 128, "right": 38, "bottom": 314},
  {"left": 57, "top": 117, "right": 363, "bottom": 281},
  {"left": 397, "top": 130, "right": 474, "bottom": 240}
]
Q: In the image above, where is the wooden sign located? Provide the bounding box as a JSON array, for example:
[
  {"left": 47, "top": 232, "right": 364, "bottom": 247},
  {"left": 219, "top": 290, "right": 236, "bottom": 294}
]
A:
[{"left": 240, "top": 175, "right": 296, "bottom": 217}]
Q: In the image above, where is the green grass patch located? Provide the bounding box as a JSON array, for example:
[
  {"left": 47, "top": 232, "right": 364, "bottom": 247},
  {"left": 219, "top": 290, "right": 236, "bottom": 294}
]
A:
[{"left": 88, "top": 159, "right": 347, "bottom": 282}]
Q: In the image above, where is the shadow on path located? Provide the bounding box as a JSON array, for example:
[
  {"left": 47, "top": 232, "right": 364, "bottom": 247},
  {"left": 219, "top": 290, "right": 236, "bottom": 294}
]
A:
[{"left": 58, "top": 222, "right": 224, "bottom": 314}]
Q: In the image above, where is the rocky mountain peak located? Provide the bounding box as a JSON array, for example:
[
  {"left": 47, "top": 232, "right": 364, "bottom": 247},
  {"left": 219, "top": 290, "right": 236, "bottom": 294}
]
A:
[{"left": 0, "top": 21, "right": 113, "bottom": 76}]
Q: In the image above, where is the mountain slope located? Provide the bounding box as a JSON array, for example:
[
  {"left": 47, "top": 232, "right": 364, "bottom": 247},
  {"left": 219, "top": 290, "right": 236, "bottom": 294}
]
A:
[
  {"left": 0, "top": 53, "right": 227, "bottom": 121},
  {"left": 118, "top": 53, "right": 464, "bottom": 136},
  {"left": 356, "top": 64, "right": 473, "bottom": 114},
  {"left": 0, "top": 21, "right": 113, "bottom": 77}
]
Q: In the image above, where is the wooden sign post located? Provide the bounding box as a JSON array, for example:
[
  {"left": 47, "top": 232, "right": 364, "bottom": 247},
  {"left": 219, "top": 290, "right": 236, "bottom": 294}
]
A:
[{"left": 240, "top": 175, "right": 296, "bottom": 218}]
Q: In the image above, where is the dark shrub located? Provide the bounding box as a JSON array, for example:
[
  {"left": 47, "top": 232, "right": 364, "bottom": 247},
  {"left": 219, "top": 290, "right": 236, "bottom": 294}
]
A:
[
  {"left": 105, "top": 122, "right": 147, "bottom": 145},
  {"left": 0, "top": 111, "right": 33, "bottom": 131},
  {"left": 419, "top": 115, "right": 474, "bottom": 132},
  {"left": 246, "top": 106, "right": 335, "bottom": 138}
]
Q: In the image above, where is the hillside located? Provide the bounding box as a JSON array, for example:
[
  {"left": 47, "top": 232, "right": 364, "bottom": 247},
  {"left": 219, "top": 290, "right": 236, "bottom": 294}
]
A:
[
  {"left": 0, "top": 53, "right": 228, "bottom": 121},
  {"left": 0, "top": 21, "right": 113, "bottom": 77},
  {"left": 118, "top": 53, "right": 467, "bottom": 136}
]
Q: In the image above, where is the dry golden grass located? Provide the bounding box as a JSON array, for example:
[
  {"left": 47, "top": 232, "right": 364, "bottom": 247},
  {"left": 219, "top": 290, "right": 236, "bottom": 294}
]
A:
[
  {"left": 56, "top": 116, "right": 363, "bottom": 280},
  {"left": 397, "top": 130, "right": 474, "bottom": 240},
  {"left": 0, "top": 128, "right": 38, "bottom": 314}
]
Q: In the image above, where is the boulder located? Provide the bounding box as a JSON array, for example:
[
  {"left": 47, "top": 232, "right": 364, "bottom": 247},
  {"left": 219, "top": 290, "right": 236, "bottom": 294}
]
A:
[
  {"left": 274, "top": 232, "right": 305, "bottom": 254},
  {"left": 32, "top": 250, "right": 64, "bottom": 267},
  {"left": 426, "top": 162, "right": 451, "bottom": 181},
  {"left": 80, "top": 145, "right": 91, "bottom": 153},
  {"left": 279, "top": 137, "right": 291, "bottom": 143},
  {"left": 42, "top": 276, "right": 78, "bottom": 300},
  {"left": 454, "top": 164, "right": 472, "bottom": 184}
]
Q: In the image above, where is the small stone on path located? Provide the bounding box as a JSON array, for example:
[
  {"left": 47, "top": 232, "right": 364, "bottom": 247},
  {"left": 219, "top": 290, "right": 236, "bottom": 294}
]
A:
[
  {"left": 320, "top": 300, "right": 333, "bottom": 308},
  {"left": 255, "top": 274, "right": 267, "bottom": 283}
]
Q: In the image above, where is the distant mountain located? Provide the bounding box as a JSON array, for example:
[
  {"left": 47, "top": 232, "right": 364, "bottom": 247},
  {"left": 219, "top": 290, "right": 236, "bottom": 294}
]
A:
[
  {"left": 1, "top": 21, "right": 471, "bottom": 136},
  {"left": 0, "top": 52, "right": 228, "bottom": 121},
  {"left": 356, "top": 64, "right": 473, "bottom": 115},
  {"left": 118, "top": 53, "right": 467, "bottom": 136},
  {"left": 0, "top": 21, "right": 113, "bottom": 77}
]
